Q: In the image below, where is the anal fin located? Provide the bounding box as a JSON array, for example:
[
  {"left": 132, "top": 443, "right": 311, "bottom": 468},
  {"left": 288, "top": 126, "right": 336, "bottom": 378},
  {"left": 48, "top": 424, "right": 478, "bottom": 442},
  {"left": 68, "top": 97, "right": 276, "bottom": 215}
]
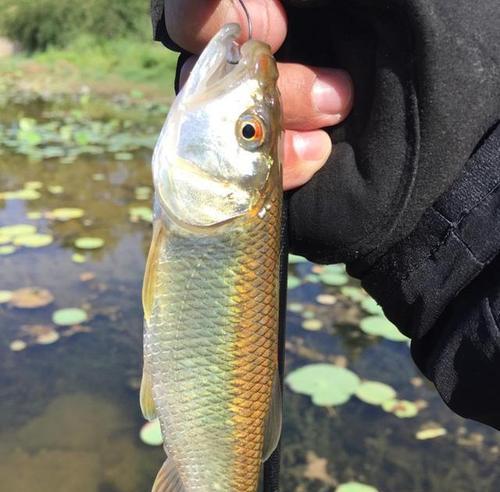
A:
[
  {"left": 152, "top": 458, "right": 185, "bottom": 492},
  {"left": 262, "top": 369, "right": 283, "bottom": 462}
]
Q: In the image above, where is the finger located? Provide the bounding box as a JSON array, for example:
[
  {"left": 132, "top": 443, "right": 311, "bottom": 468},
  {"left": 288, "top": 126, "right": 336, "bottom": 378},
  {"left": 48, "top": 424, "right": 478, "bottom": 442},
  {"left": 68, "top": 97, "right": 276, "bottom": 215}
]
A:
[
  {"left": 282, "top": 130, "right": 332, "bottom": 190},
  {"left": 181, "top": 59, "right": 353, "bottom": 130},
  {"left": 165, "top": 0, "right": 287, "bottom": 54},
  {"left": 278, "top": 64, "right": 353, "bottom": 131}
]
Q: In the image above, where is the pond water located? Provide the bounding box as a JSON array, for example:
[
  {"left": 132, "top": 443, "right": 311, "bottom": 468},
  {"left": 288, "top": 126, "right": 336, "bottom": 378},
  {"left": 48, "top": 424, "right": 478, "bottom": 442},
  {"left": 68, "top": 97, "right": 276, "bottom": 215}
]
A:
[{"left": 1, "top": 92, "right": 500, "bottom": 492}]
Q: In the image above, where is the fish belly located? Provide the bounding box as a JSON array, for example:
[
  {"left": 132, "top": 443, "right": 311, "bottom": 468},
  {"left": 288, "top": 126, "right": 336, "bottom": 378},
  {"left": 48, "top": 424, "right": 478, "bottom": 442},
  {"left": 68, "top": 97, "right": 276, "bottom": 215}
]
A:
[{"left": 145, "top": 195, "right": 280, "bottom": 492}]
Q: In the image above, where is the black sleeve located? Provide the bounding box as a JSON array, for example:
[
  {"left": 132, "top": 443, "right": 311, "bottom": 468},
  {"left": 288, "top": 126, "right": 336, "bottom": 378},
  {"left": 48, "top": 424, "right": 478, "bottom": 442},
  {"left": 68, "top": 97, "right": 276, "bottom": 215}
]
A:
[{"left": 349, "top": 123, "right": 500, "bottom": 430}]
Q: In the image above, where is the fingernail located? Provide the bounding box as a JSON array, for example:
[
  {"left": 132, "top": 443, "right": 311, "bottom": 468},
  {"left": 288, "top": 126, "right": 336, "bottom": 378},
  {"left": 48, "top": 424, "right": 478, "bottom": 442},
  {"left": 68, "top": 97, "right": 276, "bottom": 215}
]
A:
[
  {"left": 293, "top": 131, "right": 332, "bottom": 162},
  {"left": 312, "top": 70, "right": 346, "bottom": 116}
]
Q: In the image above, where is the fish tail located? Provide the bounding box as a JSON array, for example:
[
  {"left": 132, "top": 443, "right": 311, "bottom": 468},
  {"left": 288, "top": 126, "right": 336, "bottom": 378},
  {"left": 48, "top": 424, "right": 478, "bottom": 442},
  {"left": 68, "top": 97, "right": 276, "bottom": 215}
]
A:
[{"left": 152, "top": 458, "right": 186, "bottom": 492}]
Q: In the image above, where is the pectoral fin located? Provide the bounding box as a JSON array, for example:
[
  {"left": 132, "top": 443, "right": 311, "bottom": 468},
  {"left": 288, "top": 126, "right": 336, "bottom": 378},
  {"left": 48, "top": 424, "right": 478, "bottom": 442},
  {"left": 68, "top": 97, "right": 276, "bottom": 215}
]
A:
[
  {"left": 262, "top": 369, "right": 283, "bottom": 462},
  {"left": 143, "top": 219, "right": 166, "bottom": 322},
  {"left": 140, "top": 361, "right": 157, "bottom": 421},
  {"left": 152, "top": 458, "right": 186, "bottom": 492}
]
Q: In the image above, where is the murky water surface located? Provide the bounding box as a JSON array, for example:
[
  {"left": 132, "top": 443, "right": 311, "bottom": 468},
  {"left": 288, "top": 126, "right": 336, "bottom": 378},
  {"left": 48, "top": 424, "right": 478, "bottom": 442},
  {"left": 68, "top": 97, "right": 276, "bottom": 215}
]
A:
[{"left": 1, "top": 94, "right": 500, "bottom": 492}]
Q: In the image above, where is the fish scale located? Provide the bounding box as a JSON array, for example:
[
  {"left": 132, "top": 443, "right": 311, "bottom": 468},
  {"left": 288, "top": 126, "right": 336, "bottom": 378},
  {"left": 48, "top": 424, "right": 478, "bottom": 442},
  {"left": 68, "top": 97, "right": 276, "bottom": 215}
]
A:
[{"left": 144, "top": 186, "right": 281, "bottom": 492}]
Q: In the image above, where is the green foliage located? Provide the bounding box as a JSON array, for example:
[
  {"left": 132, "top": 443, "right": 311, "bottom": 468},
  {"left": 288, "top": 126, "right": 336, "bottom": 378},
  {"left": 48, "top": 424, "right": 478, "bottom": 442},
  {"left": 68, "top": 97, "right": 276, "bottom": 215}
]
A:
[{"left": 0, "top": 0, "right": 150, "bottom": 51}]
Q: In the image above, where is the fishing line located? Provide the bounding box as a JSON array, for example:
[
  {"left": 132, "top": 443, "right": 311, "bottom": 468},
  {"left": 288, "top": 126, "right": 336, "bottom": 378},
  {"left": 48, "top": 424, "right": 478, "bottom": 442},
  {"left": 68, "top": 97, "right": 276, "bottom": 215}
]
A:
[{"left": 236, "top": 0, "right": 253, "bottom": 39}]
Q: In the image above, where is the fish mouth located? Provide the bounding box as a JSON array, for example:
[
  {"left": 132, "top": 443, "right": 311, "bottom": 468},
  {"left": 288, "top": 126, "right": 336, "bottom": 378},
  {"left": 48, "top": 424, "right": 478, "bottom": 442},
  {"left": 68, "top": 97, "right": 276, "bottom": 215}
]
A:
[{"left": 180, "top": 23, "right": 277, "bottom": 103}]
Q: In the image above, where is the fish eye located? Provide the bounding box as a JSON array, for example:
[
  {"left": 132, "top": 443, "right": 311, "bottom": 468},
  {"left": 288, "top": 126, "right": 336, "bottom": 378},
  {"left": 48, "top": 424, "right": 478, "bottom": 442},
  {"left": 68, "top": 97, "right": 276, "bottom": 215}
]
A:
[{"left": 236, "top": 114, "right": 266, "bottom": 150}]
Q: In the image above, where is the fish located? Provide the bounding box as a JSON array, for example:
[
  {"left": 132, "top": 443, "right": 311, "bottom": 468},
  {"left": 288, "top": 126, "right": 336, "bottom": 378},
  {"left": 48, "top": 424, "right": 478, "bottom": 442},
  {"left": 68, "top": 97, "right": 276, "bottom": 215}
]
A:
[{"left": 140, "top": 23, "right": 283, "bottom": 492}]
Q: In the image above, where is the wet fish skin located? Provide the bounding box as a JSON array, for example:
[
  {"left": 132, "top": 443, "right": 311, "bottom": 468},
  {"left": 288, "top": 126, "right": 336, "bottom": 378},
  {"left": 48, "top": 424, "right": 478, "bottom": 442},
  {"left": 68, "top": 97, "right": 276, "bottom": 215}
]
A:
[{"left": 141, "top": 23, "right": 283, "bottom": 492}]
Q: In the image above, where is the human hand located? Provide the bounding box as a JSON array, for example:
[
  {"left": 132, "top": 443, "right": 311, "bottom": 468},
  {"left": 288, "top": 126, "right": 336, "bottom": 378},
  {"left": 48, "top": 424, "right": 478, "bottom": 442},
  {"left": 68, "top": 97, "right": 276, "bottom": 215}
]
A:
[{"left": 164, "top": 0, "right": 353, "bottom": 190}]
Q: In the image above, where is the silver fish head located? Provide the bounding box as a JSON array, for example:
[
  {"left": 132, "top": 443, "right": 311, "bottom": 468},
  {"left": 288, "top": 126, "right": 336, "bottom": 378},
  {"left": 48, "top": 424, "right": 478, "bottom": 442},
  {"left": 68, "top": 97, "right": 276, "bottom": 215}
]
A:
[{"left": 153, "top": 23, "right": 282, "bottom": 229}]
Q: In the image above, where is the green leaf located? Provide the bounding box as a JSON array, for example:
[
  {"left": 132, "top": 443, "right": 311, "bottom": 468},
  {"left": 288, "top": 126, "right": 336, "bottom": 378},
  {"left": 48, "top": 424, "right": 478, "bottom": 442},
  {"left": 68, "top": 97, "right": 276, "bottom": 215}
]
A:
[
  {"left": 129, "top": 206, "right": 153, "bottom": 223},
  {"left": 355, "top": 381, "right": 397, "bottom": 406},
  {"left": 51, "top": 208, "right": 84, "bottom": 221},
  {"left": 302, "top": 319, "right": 323, "bottom": 331},
  {"left": 14, "top": 234, "right": 53, "bottom": 248},
  {"left": 341, "top": 286, "right": 366, "bottom": 302},
  {"left": 74, "top": 237, "right": 105, "bottom": 250},
  {"left": 359, "top": 316, "right": 409, "bottom": 342},
  {"left": 0, "top": 245, "right": 16, "bottom": 255},
  {"left": 288, "top": 254, "right": 308, "bottom": 264},
  {"left": 287, "top": 275, "right": 301, "bottom": 290},
  {"left": 382, "top": 399, "right": 419, "bottom": 418},
  {"left": 52, "top": 308, "right": 88, "bottom": 326},
  {"left": 319, "top": 272, "right": 348, "bottom": 286},
  {"left": 337, "top": 482, "right": 379, "bottom": 492},
  {"left": 285, "top": 364, "right": 360, "bottom": 407},
  {"left": 140, "top": 419, "right": 163, "bottom": 446},
  {"left": 361, "top": 297, "right": 384, "bottom": 315},
  {"left": 0, "top": 224, "right": 37, "bottom": 238},
  {"left": 0, "top": 290, "right": 13, "bottom": 303}
]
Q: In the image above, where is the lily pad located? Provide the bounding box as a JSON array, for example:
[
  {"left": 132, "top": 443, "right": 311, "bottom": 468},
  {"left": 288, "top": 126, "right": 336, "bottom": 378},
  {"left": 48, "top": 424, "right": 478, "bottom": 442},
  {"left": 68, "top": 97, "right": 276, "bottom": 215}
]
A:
[
  {"left": 48, "top": 185, "right": 64, "bottom": 194},
  {"left": 382, "top": 399, "right": 419, "bottom": 418},
  {"left": 36, "top": 329, "right": 60, "bottom": 345},
  {"left": 337, "top": 482, "right": 379, "bottom": 492},
  {"left": 0, "top": 290, "right": 12, "bottom": 303},
  {"left": 71, "top": 253, "right": 87, "bottom": 263},
  {"left": 140, "top": 419, "right": 163, "bottom": 446},
  {"left": 287, "top": 302, "right": 303, "bottom": 313},
  {"left": 24, "top": 181, "right": 43, "bottom": 190},
  {"left": 416, "top": 425, "right": 447, "bottom": 440},
  {"left": 0, "top": 245, "right": 16, "bottom": 255},
  {"left": 129, "top": 206, "right": 153, "bottom": 223},
  {"left": 341, "top": 286, "right": 367, "bottom": 302},
  {"left": 359, "top": 316, "right": 409, "bottom": 342},
  {"left": 355, "top": 381, "right": 397, "bottom": 406},
  {"left": 288, "top": 254, "right": 308, "bottom": 264},
  {"left": 10, "top": 288, "right": 54, "bottom": 309},
  {"left": 52, "top": 308, "right": 88, "bottom": 326},
  {"left": 0, "top": 236, "right": 10, "bottom": 245},
  {"left": 316, "top": 294, "right": 336, "bottom": 305},
  {"left": 10, "top": 340, "right": 27, "bottom": 351},
  {"left": 0, "top": 224, "right": 37, "bottom": 238},
  {"left": 361, "top": 297, "right": 384, "bottom": 315},
  {"left": 287, "top": 275, "right": 301, "bottom": 290},
  {"left": 14, "top": 233, "right": 53, "bottom": 248},
  {"left": 51, "top": 208, "right": 84, "bottom": 221},
  {"left": 285, "top": 363, "right": 360, "bottom": 407},
  {"left": 302, "top": 319, "right": 323, "bottom": 331},
  {"left": 74, "top": 237, "right": 104, "bottom": 250},
  {"left": 320, "top": 271, "right": 349, "bottom": 286}
]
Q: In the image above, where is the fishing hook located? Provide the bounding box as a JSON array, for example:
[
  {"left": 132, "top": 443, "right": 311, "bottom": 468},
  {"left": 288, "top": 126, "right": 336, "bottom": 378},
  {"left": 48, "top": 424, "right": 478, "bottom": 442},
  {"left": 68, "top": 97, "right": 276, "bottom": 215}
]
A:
[{"left": 236, "top": 0, "right": 253, "bottom": 40}]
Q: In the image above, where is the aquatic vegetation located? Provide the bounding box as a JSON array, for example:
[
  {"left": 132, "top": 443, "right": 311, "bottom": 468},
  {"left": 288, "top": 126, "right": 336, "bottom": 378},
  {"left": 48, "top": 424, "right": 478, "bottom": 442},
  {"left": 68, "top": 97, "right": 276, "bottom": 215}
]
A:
[
  {"left": 10, "top": 287, "right": 54, "bottom": 309},
  {"left": 13, "top": 233, "right": 53, "bottom": 248},
  {"left": 382, "top": 399, "right": 419, "bottom": 418},
  {"left": 360, "top": 297, "right": 384, "bottom": 315},
  {"left": 129, "top": 206, "right": 153, "bottom": 223},
  {"left": 49, "top": 208, "right": 84, "bottom": 221},
  {"left": 9, "top": 340, "right": 27, "bottom": 351},
  {"left": 416, "top": 424, "right": 447, "bottom": 440},
  {"left": 302, "top": 319, "right": 323, "bottom": 331},
  {"left": 0, "top": 290, "right": 13, "bottom": 303},
  {"left": 74, "top": 237, "right": 104, "bottom": 250},
  {"left": 359, "top": 315, "right": 409, "bottom": 342},
  {"left": 285, "top": 363, "right": 360, "bottom": 406},
  {"left": 336, "top": 482, "right": 379, "bottom": 492},
  {"left": 355, "top": 381, "right": 397, "bottom": 406},
  {"left": 52, "top": 308, "right": 88, "bottom": 326},
  {"left": 288, "top": 253, "right": 308, "bottom": 264},
  {"left": 316, "top": 294, "right": 337, "bottom": 305},
  {"left": 287, "top": 275, "right": 301, "bottom": 289},
  {"left": 139, "top": 420, "right": 163, "bottom": 446}
]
